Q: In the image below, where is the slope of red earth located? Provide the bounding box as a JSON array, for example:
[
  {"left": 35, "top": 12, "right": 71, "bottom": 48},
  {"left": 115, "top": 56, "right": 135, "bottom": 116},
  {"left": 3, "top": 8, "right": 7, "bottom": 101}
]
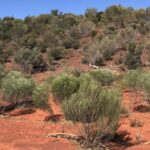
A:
[{"left": 33, "top": 50, "right": 91, "bottom": 83}]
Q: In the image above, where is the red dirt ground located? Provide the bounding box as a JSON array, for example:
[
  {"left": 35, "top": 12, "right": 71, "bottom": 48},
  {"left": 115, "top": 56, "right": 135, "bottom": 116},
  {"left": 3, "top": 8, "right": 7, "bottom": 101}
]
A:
[
  {"left": 1, "top": 51, "right": 150, "bottom": 149},
  {"left": 1, "top": 91, "right": 150, "bottom": 150},
  {"left": 116, "top": 91, "right": 150, "bottom": 150},
  {"left": 0, "top": 96, "right": 78, "bottom": 150}
]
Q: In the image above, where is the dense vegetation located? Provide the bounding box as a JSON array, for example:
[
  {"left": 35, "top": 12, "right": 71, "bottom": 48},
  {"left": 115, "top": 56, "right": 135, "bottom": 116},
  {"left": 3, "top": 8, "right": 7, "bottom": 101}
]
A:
[{"left": 1, "top": 6, "right": 150, "bottom": 72}]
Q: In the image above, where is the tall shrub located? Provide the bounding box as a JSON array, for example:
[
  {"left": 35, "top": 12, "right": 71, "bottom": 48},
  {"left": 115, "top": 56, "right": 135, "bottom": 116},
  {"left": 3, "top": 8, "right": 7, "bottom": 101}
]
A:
[{"left": 62, "top": 77, "right": 121, "bottom": 145}]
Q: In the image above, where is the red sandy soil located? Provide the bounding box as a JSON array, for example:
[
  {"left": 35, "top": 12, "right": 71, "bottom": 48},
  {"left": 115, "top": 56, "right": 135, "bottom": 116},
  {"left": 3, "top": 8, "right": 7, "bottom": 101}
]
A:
[
  {"left": 1, "top": 91, "right": 150, "bottom": 150},
  {"left": 0, "top": 96, "right": 78, "bottom": 150},
  {"left": 115, "top": 91, "right": 150, "bottom": 150}
]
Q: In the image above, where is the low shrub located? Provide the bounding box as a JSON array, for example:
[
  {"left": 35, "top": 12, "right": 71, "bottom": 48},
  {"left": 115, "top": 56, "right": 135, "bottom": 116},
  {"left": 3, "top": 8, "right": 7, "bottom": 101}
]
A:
[
  {"left": 15, "top": 48, "right": 47, "bottom": 73},
  {"left": 137, "top": 72, "right": 150, "bottom": 102},
  {"left": 94, "top": 55, "right": 104, "bottom": 66},
  {"left": 63, "top": 37, "right": 80, "bottom": 49},
  {"left": 89, "top": 70, "right": 116, "bottom": 86},
  {"left": 47, "top": 47, "right": 66, "bottom": 62},
  {"left": 123, "top": 69, "right": 142, "bottom": 90},
  {"left": 32, "top": 83, "right": 51, "bottom": 113},
  {"left": 1, "top": 71, "right": 35, "bottom": 103},
  {"left": 51, "top": 75, "right": 80, "bottom": 102},
  {"left": 123, "top": 70, "right": 150, "bottom": 104}
]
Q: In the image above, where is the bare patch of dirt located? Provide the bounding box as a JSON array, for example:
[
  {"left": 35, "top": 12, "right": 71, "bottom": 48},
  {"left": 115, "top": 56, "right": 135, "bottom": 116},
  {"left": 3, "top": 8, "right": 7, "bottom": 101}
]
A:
[{"left": 116, "top": 91, "right": 150, "bottom": 150}]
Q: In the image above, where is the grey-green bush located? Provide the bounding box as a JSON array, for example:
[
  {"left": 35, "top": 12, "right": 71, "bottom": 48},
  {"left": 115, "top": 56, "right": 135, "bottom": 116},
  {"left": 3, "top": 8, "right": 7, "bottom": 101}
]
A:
[
  {"left": 62, "top": 77, "right": 121, "bottom": 141},
  {"left": 90, "top": 70, "right": 116, "bottom": 86},
  {"left": 123, "top": 69, "right": 142, "bottom": 89},
  {"left": 51, "top": 75, "right": 80, "bottom": 102},
  {"left": 62, "top": 79, "right": 120, "bottom": 123},
  {"left": 32, "top": 83, "right": 52, "bottom": 113},
  {"left": 1, "top": 71, "right": 35, "bottom": 103}
]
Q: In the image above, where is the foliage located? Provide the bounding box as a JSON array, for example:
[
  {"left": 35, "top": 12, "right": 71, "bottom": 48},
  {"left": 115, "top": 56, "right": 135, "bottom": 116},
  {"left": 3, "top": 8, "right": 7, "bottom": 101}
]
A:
[
  {"left": 78, "top": 19, "right": 96, "bottom": 38},
  {"left": 51, "top": 75, "right": 80, "bottom": 102},
  {"left": 47, "top": 47, "right": 66, "bottom": 63},
  {"left": 0, "top": 64, "right": 6, "bottom": 87},
  {"left": 63, "top": 36, "right": 80, "bottom": 49},
  {"left": 88, "top": 37, "right": 117, "bottom": 66},
  {"left": 123, "top": 69, "right": 142, "bottom": 89},
  {"left": 123, "top": 42, "right": 142, "bottom": 69},
  {"left": 1, "top": 71, "right": 35, "bottom": 103},
  {"left": 89, "top": 70, "right": 116, "bottom": 86},
  {"left": 32, "top": 83, "right": 50, "bottom": 111},
  {"left": 62, "top": 76, "right": 121, "bottom": 144},
  {"left": 123, "top": 70, "right": 150, "bottom": 104},
  {"left": 1, "top": 6, "right": 150, "bottom": 73},
  {"left": 137, "top": 72, "right": 150, "bottom": 98},
  {"left": 15, "top": 48, "right": 47, "bottom": 73}
]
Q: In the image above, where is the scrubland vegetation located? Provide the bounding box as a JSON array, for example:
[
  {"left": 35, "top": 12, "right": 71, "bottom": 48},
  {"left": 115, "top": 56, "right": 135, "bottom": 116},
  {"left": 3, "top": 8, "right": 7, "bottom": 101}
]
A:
[
  {"left": 1, "top": 5, "right": 150, "bottom": 149},
  {"left": 1, "top": 6, "right": 150, "bottom": 72}
]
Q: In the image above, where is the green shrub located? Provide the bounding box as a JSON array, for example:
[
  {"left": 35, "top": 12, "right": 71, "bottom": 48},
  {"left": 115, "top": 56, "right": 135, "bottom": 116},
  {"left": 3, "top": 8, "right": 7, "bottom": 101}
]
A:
[
  {"left": 51, "top": 75, "right": 80, "bottom": 102},
  {"left": 62, "top": 77, "right": 121, "bottom": 142},
  {"left": 47, "top": 47, "right": 66, "bottom": 62},
  {"left": 63, "top": 37, "right": 80, "bottom": 49},
  {"left": 123, "top": 69, "right": 142, "bottom": 89},
  {"left": 1, "top": 71, "right": 35, "bottom": 103},
  {"left": 78, "top": 20, "right": 96, "bottom": 38},
  {"left": 88, "top": 37, "right": 116, "bottom": 65},
  {"left": 33, "top": 83, "right": 50, "bottom": 110},
  {"left": 62, "top": 79, "right": 120, "bottom": 122},
  {"left": 0, "top": 65, "right": 6, "bottom": 87},
  {"left": 94, "top": 55, "right": 104, "bottom": 66},
  {"left": 123, "top": 70, "right": 150, "bottom": 104},
  {"left": 90, "top": 70, "right": 116, "bottom": 86},
  {"left": 137, "top": 72, "right": 150, "bottom": 97},
  {"left": 15, "top": 48, "right": 47, "bottom": 73},
  {"left": 123, "top": 42, "right": 142, "bottom": 69}
]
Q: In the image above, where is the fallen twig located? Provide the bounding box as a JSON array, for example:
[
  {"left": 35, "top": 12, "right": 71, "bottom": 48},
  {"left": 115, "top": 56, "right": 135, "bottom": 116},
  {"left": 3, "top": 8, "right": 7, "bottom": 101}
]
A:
[
  {"left": 46, "top": 133, "right": 109, "bottom": 150},
  {"left": 46, "top": 133, "right": 81, "bottom": 141}
]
